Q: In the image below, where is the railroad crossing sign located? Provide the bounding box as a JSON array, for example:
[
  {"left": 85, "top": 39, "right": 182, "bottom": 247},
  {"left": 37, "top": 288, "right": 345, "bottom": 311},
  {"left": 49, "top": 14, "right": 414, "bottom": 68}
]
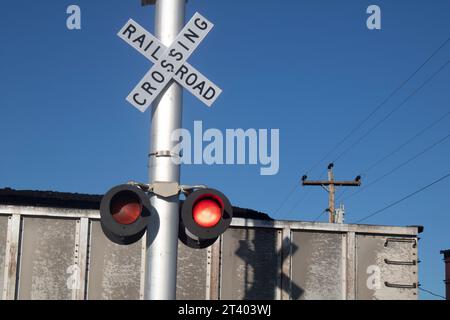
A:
[{"left": 118, "top": 12, "right": 222, "bottom": 112}]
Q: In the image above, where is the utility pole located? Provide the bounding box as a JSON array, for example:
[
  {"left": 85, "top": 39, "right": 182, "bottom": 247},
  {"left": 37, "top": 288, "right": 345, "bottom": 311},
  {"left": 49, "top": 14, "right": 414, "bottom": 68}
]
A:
[
  {"left": 143, "top": 0, "right": 186, "bottom": 300},
  {"left": 302, "top": 163, "right": 361, "bottom": 223}
]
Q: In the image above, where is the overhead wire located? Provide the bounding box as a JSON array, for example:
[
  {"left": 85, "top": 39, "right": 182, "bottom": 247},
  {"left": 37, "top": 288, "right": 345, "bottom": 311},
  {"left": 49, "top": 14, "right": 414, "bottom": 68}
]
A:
[
  {"left": 271, "top": 38, "right": 450, "bottom": 218},
  {"left": 353, "top": 173, "right": 450, "bottom": 223},
  {"left": 306, "top": 38, "right": 450, "bottom": 175},
  {"left": 331, "top": 59, "right": 450, "bottom": 164},
  {"left": 341, "top": 133, "right": 450, "bottom": 202},
  {"left": 362, "top": 110, "right": 450, "bottom": 175},
  {"left": 418, "top": 287, "right": 446, "bottom": 300},
  {"left": 313, "top": 209, "right": 328, "bottom": 222}
]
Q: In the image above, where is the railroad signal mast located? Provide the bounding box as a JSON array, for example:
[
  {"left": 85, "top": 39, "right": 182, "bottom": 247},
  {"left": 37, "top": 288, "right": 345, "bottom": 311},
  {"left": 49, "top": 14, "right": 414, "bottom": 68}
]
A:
[
  {"left": 99, "top": 0, "right": 230, "bottom": 301},
  {"left": 302, "top": 163, "right": 361, "bottom": 223}
]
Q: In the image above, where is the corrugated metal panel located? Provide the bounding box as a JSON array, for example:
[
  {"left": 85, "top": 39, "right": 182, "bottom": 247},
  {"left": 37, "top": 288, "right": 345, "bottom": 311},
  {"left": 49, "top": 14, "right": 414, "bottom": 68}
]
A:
[
  {"left": 356, "top": 234, "right": 418, "bottom": 300},
  {"left": 221, "top": 227, "right": 280, "bottom": 300},
  {"left": 176, "top": 241, "right": 208, "bottom": 299},
  {"left": 18, "top": 217, "right": 76, "bottom": 300},
  {"left": 291, "top": 231, "right": 344, "bottom": 300},
  {"left": 0, "top": 215, "right": 8, "bottom": 296},
  {"left": 86, "top": 220, "right": 142, "bottom": 300}
]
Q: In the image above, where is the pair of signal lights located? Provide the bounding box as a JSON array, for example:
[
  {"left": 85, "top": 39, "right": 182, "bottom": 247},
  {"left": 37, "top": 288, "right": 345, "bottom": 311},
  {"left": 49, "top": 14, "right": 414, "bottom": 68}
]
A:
[{"left": 100, "top": 184, "right": 233, "bottom": 248}]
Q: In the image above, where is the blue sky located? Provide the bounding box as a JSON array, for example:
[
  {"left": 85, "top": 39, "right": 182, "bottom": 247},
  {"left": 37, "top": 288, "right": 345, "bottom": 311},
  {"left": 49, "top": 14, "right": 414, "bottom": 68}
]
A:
[{"left": 0, "top": 0, "right": 449, "bottom": 299}]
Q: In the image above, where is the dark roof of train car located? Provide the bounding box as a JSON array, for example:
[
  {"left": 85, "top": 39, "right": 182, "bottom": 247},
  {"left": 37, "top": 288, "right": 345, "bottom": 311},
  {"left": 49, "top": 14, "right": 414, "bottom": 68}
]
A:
[{"left": 0, "top": 188, "right": 273, "bottom": 221}]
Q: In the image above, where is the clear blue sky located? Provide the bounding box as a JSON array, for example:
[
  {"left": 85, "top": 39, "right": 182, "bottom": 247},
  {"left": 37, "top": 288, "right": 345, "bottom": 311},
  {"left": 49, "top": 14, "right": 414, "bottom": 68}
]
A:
[{"left": 0, "top": 0, "right": 449, "bottom": 299}]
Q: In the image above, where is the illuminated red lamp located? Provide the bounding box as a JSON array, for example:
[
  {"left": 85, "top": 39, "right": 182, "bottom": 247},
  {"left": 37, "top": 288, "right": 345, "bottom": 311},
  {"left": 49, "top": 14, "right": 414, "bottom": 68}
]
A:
[
  {"left": 192, "top": 198, "right": 222, "bottom": 228},
  {"left": 180, "top": 188, "right": 233, "bottom": 245}
]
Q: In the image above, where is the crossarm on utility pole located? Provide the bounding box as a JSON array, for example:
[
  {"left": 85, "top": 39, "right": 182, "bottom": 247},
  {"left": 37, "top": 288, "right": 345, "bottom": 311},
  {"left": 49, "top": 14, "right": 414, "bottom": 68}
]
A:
[
  {"left": 301, "top": 164, "right": 361, "bottom": 223},
  {"left": 302, "top": 181, "right": 361, "bottom": 187}
]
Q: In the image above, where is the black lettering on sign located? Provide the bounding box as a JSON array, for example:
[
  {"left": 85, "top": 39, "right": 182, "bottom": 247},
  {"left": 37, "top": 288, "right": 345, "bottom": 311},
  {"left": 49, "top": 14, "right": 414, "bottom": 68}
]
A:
[
  {"left": 161, "top": 60, "right": 175, "bottom": 73},
  {"left": 183, "top": 28, "right": 199, "bottom": 44},
  {"left": 133, "top": 93, "right": 147, "bottom": 106},
  {"left": 177, "top": 40, "right": 190, "bottom": 52},
  {"left": 123, "top": 24, "right": 136, "bottom": 39},
  {"left": 203, "top": 87, "right": 216, "bottom": 100},
  {"left": 185, "top": 73, "right": 198, "bottom": 86},
  {"left": 141, "top": 82, "right": 157, "bottom": 95},
  {"left": 194, "top": 18, "right": 208, "bottom": 30},
  {"left": 169, "top": 49, "right": 183, "bottom": 61},
  {"left": 175, "top": 65, "right": 189, "bottom": 80},
  {"left": 151, "top": 71, "right": 165, "bottom": 83},
  {"left": 193, "top": 81, "right": 205, "bottom": 95},
  {"left": 151, "top": 46, "right": 161, "bottom": 61},
  {"left": 133, "top": 34, "right": 146, "bottom": 48},
  {"left": 144, "top": 40, "right": 154, "bottom": 52}
]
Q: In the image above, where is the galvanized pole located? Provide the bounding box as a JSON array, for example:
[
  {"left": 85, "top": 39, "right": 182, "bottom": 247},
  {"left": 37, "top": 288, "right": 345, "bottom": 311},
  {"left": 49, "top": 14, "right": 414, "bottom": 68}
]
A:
[{"left": 145, "top": 0, "right": 186, "bottom": 300}]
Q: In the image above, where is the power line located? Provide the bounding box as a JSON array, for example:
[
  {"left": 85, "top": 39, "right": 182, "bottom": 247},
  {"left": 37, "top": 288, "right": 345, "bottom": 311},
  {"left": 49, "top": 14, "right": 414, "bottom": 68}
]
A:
[
  {"left": 285, "top": 168, "right": 329, "bottom": 218},
  {"left": 362, "top": 110, "right": 450, "bottom": 174},
  {"left": 419, "top": 287, "right": 446, "bottom": 300},
  {"left": 277, "top": 168, "right": 329, "bottom": 218},
  {"left": 336, "top": 107, "right": 450, "bottom": 204},
  {"left": 271, "top": 38, "right": 449, "bottom": 218},
  {"left": 272, "top": 182, "right": 299, "bottom": 217},
  {"left": 313, "top": 209, "right": 327, "bottom": 222},
  {"left": 286, "top": 188, "right": 312, "bottom": 217},
  {"left": 353, "top": 172, "right": 450, "bottom": 223},
  {"left": 336, "top": 187, "right": 351, "bottom": 203},
  {"left": 274, "top": 168, "right": 327, "bottom": 218},
  {"left": 336, "top": 111, "right": 450, "bottom": 201},
  {"left": 342, "top": 133, "right": 450, "bottom": 201},
  {"left": 305, "top": 37, "right": 450, "bottom": 175},
  {"left": 332, "top": 59, "right": 450, "bottom": 164}
]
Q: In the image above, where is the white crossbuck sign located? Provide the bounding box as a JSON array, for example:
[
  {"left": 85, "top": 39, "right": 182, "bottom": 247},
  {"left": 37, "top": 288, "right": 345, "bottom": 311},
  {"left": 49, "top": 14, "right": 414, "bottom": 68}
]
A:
[{"left": 118, "top": 12, "right": 222, "bottom": 112}]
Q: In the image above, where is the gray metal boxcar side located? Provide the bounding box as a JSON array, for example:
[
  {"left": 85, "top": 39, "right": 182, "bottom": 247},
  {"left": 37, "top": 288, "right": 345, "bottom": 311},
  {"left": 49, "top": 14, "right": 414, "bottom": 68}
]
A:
[{"left": 0, "top": 204, "right": 419, "bottom": 300}]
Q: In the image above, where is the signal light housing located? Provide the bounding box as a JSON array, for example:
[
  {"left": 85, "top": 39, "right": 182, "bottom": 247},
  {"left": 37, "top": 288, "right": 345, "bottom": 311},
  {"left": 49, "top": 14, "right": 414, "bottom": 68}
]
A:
[
  {"left": 178, "top": 221, "right": 219, "bottom": 249},
  {"left": 180, "top": 188, "right": 233, "bottom": 248},
  {"left": 100, "top": 184, "right": 153, "bottom": 245}
]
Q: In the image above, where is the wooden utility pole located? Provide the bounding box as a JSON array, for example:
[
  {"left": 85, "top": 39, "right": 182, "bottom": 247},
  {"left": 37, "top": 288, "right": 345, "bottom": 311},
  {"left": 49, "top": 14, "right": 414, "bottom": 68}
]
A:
[{"left": 302, "top": 163, "right": 361, "bottom": 223}]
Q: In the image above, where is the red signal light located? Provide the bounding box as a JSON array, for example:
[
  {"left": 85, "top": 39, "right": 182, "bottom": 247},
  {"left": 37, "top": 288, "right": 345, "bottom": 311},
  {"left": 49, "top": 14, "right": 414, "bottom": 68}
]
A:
[
  {"left": 193, "top": 198, "right": 222, "bottom": 228},
  {"left": 180, "top": 188, "right": 233, "bottom": 244},
  {"left": 100, "top": 184, "right": 152, "bottom": 245},
  {"left": 110, "top": 191, "right": 142, "bottom": 225}
]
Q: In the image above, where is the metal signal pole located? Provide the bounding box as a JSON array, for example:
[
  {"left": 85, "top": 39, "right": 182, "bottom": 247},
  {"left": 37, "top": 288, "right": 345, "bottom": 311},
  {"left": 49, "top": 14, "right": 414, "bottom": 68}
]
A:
[
  {"left": 302, "top": 164, "right": 361, "bottom": 223},
  {"left": 143, "top": 0, "right": 186, "bottom": 300}
]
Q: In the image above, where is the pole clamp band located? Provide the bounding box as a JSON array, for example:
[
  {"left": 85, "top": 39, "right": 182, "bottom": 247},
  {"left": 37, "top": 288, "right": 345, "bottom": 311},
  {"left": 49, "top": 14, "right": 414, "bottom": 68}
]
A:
[{"left": 149, "top": 150, "right": 180, "bottom": 158}]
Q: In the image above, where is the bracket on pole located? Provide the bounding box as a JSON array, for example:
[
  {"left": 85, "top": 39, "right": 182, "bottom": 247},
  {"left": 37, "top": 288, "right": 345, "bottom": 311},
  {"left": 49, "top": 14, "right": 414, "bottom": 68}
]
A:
[
  {"left": 141, "top": 0, "right": 156, "bottom": 6},
  {"left": 127, "top": 180, "right": 207, "bottom": 198}
]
